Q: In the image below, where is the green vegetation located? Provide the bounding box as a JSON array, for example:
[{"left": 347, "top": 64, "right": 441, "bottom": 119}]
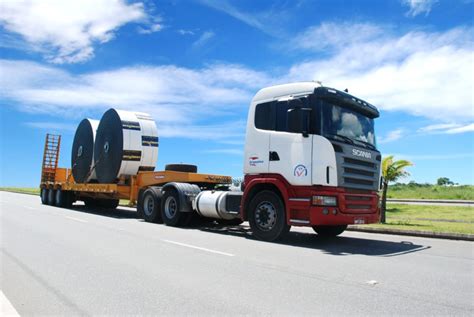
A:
[
  {"left": 367, "top": 203, "right": 474, "bottom": 235},
  {"left": 387, "top": 183, "right": 474, "bottom": 200},
  {"left": 0, "top": 187, "right": 40, "bottom": 195},
  {"left": 381, "top": 155, "right": 413, "bottom": 223}
]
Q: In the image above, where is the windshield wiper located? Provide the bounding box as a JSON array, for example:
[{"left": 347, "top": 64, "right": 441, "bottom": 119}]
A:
[
  {"left": 352, "top": 139, "right": 377, "bottom": 150},
  {"left": 326, "top": 133, "right": 355, "bottom": 145}
]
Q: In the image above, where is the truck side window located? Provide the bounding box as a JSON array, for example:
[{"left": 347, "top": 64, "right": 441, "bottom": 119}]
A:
[
  {"left": 275, "top": 101, "right": 291, "bottom": 132},
  {"left": 254, "top": 102, "right": 275, "bottom": 130}
]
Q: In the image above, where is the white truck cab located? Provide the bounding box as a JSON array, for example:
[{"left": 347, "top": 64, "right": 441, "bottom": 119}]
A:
[{"left": 239, "top": 82, "right": 382, "bottom": 241}]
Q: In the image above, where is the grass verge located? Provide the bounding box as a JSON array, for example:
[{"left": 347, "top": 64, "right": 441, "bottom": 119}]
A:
[
  {"left": 0, "top": 187, "right": 40, "bottom": 195},
  {"left": 387, "top": 185, "right": 474, "bottom": 200},
  {"left": 368, "top": 203, "right": 474, "bottom": 235}
]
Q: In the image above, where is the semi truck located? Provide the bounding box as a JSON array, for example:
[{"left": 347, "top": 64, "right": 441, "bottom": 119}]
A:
[{"left": 39, "top": 82, "right": 382, "bottom": 241}]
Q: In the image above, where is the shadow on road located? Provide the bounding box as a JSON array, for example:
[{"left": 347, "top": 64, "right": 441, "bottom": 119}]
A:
[
  {"left": 197, "top": 223, "right": 431, "bottom": 257},
  {"left": 67, "top": 205, "right": 430, "bottom": 257},
  {"left": 70, "top": 206, "right": 138, "bottom": 219}
]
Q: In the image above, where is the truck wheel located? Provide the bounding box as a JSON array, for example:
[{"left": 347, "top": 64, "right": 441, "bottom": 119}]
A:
[
  {"left": 99, "top": 199, "right": 119, "bottom": 209},
  {"left": 136, "top": 189, "right": 146, "bottom": 219},
  {"left": 313, "top": 225, "right": 347, "bottom": 237},
  {"left": 161, "top": 189, "right": 188, "bottom": 226},
  {"left": 47, "top": 189, "right": 56, "bottom": 206},
  {"left": 40, "top": 188, "right": 48, "bottom": 205},
  {"left": 248, "top": 190, "right": 290, "bottom": 242},
  {"left": 141, "top": 188, "right": 163, "bottom": 223},
  {"left": 165, "top": 164, "right": 198, "bottom": 173}
]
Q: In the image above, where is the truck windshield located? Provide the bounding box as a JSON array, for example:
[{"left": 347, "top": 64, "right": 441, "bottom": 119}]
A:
[{"left": 321, "top": 101, "right": 376, "bottom": 148}]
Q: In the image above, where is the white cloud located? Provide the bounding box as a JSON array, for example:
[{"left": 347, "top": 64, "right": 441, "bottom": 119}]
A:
[
  {"left": 197, "top": 0, "right": 290, "bottom": 37},
  {"left": 418, "top": 123, "right": 474, "bottom": 134},
  {"left": 292, "top": 22, "right": 384, "bottom": 52},
  {"left": 198, "top": 0, "right": 267, "bottom": 34},
  {"left": 0, "top": 0, "right": 150, "bottom": 63},
  {"left": 378, "top": 129, "right": 405, "bottom": 144},
  {"left": 402, "top": 0, "right": 438, "bottom": 17},
  {"left": 204, "top": 149, "right": 243, "bottom": 155},
  {"left": 0, "top": 59, "right": 268, "bottom": 141},
  {"left": 445, "top": 123, "right": 474, "bottom": 134},
  {"left": 388, "top": 153, "right": 473, "bottom": 161},
  {"left": 177, "top": 29, "right": 195, "bottom": 36},
  {"left": 192, "top": 31, "right": 215, "bottom": 49},
  {"left": 286, "top": 24, "right": 474, "bottom": 122},
  {"left": 24, "top": 121, "right": 76, "bottom": 132}
]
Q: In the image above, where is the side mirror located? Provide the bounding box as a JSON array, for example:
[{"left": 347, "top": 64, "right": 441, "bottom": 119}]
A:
[{"left": 287, "top": 107, "right": 311, "bottom": 137}]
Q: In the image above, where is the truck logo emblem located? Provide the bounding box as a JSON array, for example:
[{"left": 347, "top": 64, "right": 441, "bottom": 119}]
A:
[
  {"left": 352, "top": 149, "right": 372, "bottom": 159},
  {"left": 249, "top": 156, "right": 264, "bottom": 166},
  {"left": 294, "top": 164, "right": 307, "bottom": 177}
]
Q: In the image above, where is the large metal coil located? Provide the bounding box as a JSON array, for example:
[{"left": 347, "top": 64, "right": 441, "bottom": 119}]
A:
[
  {"left": 71, "top": 118, "right": 99, "bottom": 183},
  {"left": 94, "top": 109, "right": 158, "bottom": 184}
]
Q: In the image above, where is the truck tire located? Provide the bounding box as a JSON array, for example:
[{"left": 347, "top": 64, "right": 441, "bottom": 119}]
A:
[
  {"left": 312, "top": 225, "right": 347, "bottom": 237},
  {"left": 161, "top": 189, "right": 190, "bottom": 226},
  {"left": 248, "top": 190, "right": 290, "bottom": 242},
  {"left": 55, "top": 189, "right": 67, "bottom": 208},
  {"left": 40, "top": 188, "right": 48, "bottom": 205},
  {"left": 136, "top": 188, "right": 146, "bottom": 219},
  {"left": 140, "top": 188, "right": 163, "bottom": 223},
  {"left": 99, "top": 199, "right": 119, "bottom": 209},
  {"left": 47, "top": 189, "right": 56, "bottom": 206},
  {"left": 165, "top": 164, "right": 198, "bottom": 173}
]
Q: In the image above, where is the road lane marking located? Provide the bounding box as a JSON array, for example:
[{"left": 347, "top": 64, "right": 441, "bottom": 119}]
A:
[
  {"left": 65, "top": 216, "right": 88, "bottom": 223},
  {"left": 162, "top": 239, "right": 235, "bottom": 257},
  {"left": 1, "top": 290, "right": 20, "bottom": 317}
]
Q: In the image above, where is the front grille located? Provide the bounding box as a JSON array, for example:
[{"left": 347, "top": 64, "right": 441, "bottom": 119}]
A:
[
  {"left": 346, "top": 204, "right": 372, "bottom": 210},
  {"left": 336, "top": 149, "right": 380, "bottom": 191}
]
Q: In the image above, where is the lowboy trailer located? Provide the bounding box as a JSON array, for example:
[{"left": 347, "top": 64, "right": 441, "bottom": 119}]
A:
[{"left": 40, "top": 82, "right": 382, "bottom": 241}]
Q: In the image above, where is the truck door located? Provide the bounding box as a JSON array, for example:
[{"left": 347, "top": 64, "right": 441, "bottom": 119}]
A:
[{"left": 269, "top": 98, "right": 312, "bottom": 186}]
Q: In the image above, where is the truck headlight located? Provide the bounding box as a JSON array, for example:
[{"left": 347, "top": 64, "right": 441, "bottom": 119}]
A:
[{"left": 312, "top": 195, "right": 337, "bottom": 206}]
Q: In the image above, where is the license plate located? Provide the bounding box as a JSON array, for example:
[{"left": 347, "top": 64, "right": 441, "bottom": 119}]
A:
[{"left": 354, "top": 218, "right": 365, "bottom": 224}]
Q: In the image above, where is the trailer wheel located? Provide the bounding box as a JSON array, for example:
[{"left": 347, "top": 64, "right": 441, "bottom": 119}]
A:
[
  {"left": 165, "top": 164, "right": 198, "bottom": 173},
  {"left": 141, "top": 188, "right": 163, "bottom": 223},
  {"left": 248, "top": 190, "right": 290, "bottom": 242},
  {"left": 161, "top": 189, "right": 189, "bottom": 226},
  {"left": 55, "top": 190, "right": 73, "bottom": 208},
  {"left": 312, "top": 225, "right": 347, "bottom": 237},
  {"left": 47, "top": 189, "right": 56, "bottom": 206},
  {"left": 40, "top": 188, "right": 48, "bottom": 205}
]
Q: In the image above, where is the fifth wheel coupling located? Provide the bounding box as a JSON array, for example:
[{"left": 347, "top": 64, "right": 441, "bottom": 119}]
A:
[{"left": 94, "top": 109, "right": 158, "bottom": 183}]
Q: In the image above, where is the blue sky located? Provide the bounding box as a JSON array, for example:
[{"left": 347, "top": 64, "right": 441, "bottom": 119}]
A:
[{"left": 0, "top": 0, "right": 473, "bottom": 187}]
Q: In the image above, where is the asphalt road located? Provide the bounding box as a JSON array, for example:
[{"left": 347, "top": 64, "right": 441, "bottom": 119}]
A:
[{"left": 1, "top": 191, "right": 473, "bottom": 316}]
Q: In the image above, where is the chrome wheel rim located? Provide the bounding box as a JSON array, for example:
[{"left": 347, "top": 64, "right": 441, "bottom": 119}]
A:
[
  {"left": 255, "top": 201, "right": 277, "bottom": 231},
  {"left": 143, "top": 195, "right": 154, "bottom": 216},
  {"left": 164, "top": 196, "right": 177, "bottom": 219}
]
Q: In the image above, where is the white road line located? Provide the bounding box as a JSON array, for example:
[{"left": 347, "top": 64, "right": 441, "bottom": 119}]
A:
[
  {"left": 162, "top": 239, "right": 235, "bottom": 257},
  {"left": 23, "top": 206, "right": 37, "bottom": 210},
  {"left": 65, "top": 216, "right": 88, "bottom": 223},
  {"left": 1, "top": 290, "right": 20, "bottom": 317}
]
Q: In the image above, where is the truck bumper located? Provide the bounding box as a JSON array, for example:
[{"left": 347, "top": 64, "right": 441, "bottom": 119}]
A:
[{"left": 287, "top": 187, "right": 380, "bottom": 226}]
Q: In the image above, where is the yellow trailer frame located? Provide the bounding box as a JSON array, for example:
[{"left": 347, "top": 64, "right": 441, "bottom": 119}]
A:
[
  {"left": 40, "top": 167, "right": 232, "bottom": 205},
  {"left": 39, "top": 134, "right": 232, "bottom": 206}
]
